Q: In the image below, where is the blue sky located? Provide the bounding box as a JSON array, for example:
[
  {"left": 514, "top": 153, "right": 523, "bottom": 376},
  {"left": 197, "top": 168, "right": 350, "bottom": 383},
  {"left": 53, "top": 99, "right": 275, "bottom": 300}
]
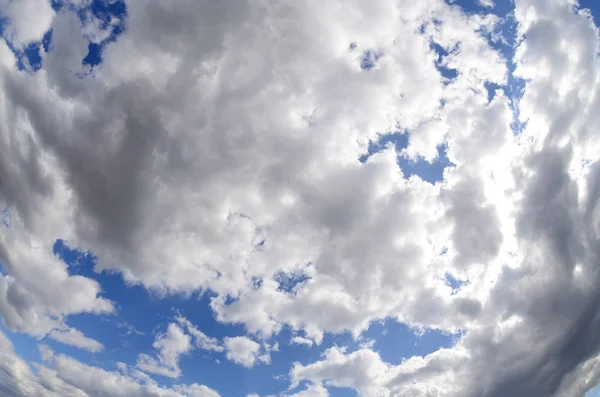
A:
[
  {"left": 2, "top": 0, "right": 600, "bottom": 396},
  {"left": 4, "top": 239, "right": 457, "bottom": 396}
]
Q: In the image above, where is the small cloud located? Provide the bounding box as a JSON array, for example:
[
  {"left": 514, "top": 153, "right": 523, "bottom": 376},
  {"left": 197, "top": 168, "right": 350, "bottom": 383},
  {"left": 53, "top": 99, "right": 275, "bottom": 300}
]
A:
[
  {"left": 136, "top": 323, "right": 192, "bottom": 379},
  {"left": 175, "top": 315, "right": 224, "bottom": 352},
  {"left": 117, "top": 322, "right": 145, "bottom": 337},
  {"left": 224, "top": 336, "right": 265, "bottom": 368},
  {"left": 48, "top": 328, "right": 104, "bottom": 353},
  {"left": 38, "top": 344, "right": 54, "bottom": 363},
  {"left": 291, "top": 336, "right": 314, "bottom": 347}
]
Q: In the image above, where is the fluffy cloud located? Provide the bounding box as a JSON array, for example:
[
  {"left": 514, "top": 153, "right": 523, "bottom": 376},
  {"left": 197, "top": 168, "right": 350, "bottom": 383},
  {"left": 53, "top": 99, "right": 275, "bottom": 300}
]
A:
[
  {"left": 135, "top": 316, "right": 228, "bottom": 378},
  {"left": 223, "top": 336, "right": 268, "bottom": 368},
  {"left": 48, "top": 327, "right": 104, "bottom": 353},
  {"left": 0, "top": 269, "right": 113, "bottom": 338},
  {"left": 175, "top": 315, "right": 223, "bottom": 353},
  {"left": 0, "top": 0, "right": 506, "bottom": 343},
  {"left": 0, "top": 0, "right": 55, "bottom": 48},
  {"left": 44, "top": 349, "right": 222, "bottom": 397},
  {"left": 0, "top": 329, "right": 220, "bottom": 397},
  {"left": 136, "top": 323, "right": 192, "bottom": 379},
  {"left": 0, "top": 0, "right": 600, "bottom": 396},
  {"left": 290, "top": 347, "right": 393, "bottom": 396},
  {"left": 290, "top": 336, "right": 314, "bottom": 347},
  {"left": 0, "top": 329, "right": 48, "bottom": 397},
  {"left": 285, "top": 2, "right": 600, "bottom": 396},
  {"left": 286, "top": 384, "right": 330, "bottom": 397}
]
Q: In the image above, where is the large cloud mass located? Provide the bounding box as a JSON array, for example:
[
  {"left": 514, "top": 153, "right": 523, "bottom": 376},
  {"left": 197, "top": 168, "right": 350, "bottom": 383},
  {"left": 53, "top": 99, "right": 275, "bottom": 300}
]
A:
[{"left": 1, "top": 0, "right": 600, "bottom": 396}]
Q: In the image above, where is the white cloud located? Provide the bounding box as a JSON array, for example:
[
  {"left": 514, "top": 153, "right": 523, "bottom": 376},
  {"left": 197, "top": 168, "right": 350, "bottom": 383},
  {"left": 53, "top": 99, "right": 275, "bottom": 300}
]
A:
[
  {"left": 0, "top": 329, "right": 221, "bottom": 397},
  {"left": 0, "top": 0, "right": 506, "bottom": 343},
  {"left": 0, "top": 270, "right": 113, "bottom": 338},
  {"left": 1, "top": 0, "right": 600, "bottom": 395},
  {"left": 291, "top": 336, "right": 314, "bottom": 347},
  {"left": 249, "top": 384, "right": 329, "bottom": 397},
  {"left": 48, "top": 328, "right": 104, "bottom": 353},
  {"left": 175, "top": 315, "right": 223, "bottom": 353},
  {"left": 223, "top": 336, "right": 266, "bottom": 368},
  {"left": 135, "top": 317, "right": 226, "bottom": 379},
  {"left": 286, "top": 384, "right": 330, "bottom": 397},
  {"left": 173, "top": 384, "right": 222, "bottom": 397},
  {"left": 0, "top": 0, "right": 55, "bottom": 48},
  {"left": 0, "top": 329, "right": 50, "bottom": 397},
  {"left": 136, "top": 323, "right": 192, "bottom": 379},
  {"left": 285, "top": 0, "right": 600, "bottom": 393},
  {"left": 290, "top": 347, "right": 394, "bottom": 396},
  {"left": 47, "top": 349, "right": 221, "bottom": 397}
]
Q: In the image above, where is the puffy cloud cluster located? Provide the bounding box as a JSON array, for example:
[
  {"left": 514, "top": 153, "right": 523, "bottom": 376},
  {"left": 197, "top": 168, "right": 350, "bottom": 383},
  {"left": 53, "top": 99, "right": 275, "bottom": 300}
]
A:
[
  {"left": 136, "top": 323, "right": 192, "bottom": 379},
  {"left": 0, "top": 329, "right": 220, "bottom": 397},
  {"left": 223, "top": 336, "right": 271, "bottom": 368},
  {"left": 135, "top": 315, "right": 266, "bottom": 377},
  {"left": 0, "top": 0, "right": 505, "bottom": 342},
  {"left": 0, "top": 0, "right": 600, "bottom": 396}
]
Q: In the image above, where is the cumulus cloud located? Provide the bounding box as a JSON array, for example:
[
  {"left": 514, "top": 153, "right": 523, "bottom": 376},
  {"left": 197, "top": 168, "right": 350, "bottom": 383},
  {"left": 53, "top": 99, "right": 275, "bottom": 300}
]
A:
[
  {"left": 286, "top": 384, "right": 330, "bottom": 397},
  {"left": 175, "top": 315, "right": 223, "bottom": 353},
  {"left": 0, "top": 329, "right": 220, "bottom": 397},
  {"left": 48, "top": 327, "right": 104, "bottom": 353},
  {"left": 223, "top": 336, "right": 267, "bottom": 368},
  {"left": 0, "top": 251, "right": 113, "bottom": 338},
  {"left": 135, "top": 316, "right": 227, "bottom": 378},
  {"left": 136, "top": 323, "right": 192, "bottom": 379},
  {"left": 0, "top": 0, "right": 506, "bottom": 344},
  {"left": 290, "top": 336, "right": 314, "bottom": 347},
  {"left": 290, "top": 346, "right": 394, "bottom": 396},
  {"left": 45, "top": 349, "right": 222, "bottom": 397},
  {"left": 283, "top": 2, "right": 600, "bottom": 396},
  {"left": 0, "top": 0, "right": 55, "bottom": 48},
  {"left": 1, "top": 0, "right": 600, "bottom": 396}
]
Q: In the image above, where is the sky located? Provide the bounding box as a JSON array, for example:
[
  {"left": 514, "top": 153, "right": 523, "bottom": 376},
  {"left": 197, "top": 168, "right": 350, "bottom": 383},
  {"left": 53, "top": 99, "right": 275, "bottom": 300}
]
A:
[{"left": 1, "top": 0, "right": 600, "bottom": 396}]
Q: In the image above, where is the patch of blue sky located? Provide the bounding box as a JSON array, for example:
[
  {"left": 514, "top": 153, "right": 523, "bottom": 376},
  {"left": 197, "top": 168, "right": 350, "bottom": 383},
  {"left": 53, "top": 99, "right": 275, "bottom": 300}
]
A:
[
  {"left": 362, "top": 319, "right": 456, "bottom": 366},
  {"left": 360, "top": 50, "right": 383, "bottom": 70},
  {"left": 2, "top": 325, "right": 41, "bottom": 365},
  {"left": 430, "top": 41, "right": 459, "bottom": 83},
  {"left": 1, "top": 207, "right": 10, "bottom": 228},
  {"left": 44, "top": 239, "right": 461, "bottom": 396},
  {"left": 578, "top": 0, "right": 600, "bottom": 24},
  {"left": 50, "top": 240, "right": 365, "bottom": 395},
  {"left": 359, "top": 131, "right": 453, "bottom": 184},
  {"left": 52, "top": 240, "right": 244, "bottom": 390},
  {"left": 444, "top": 273, "right": 469, "bottom": 295},
  {"left": 400, "top": 144, "right": 452, "bottom": 183},
  {"left": 274, "top": 270, "right": 311, "bottom": 294},
  {"left": 588, "top": 384, "right": 600, "bottom": 397}
]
